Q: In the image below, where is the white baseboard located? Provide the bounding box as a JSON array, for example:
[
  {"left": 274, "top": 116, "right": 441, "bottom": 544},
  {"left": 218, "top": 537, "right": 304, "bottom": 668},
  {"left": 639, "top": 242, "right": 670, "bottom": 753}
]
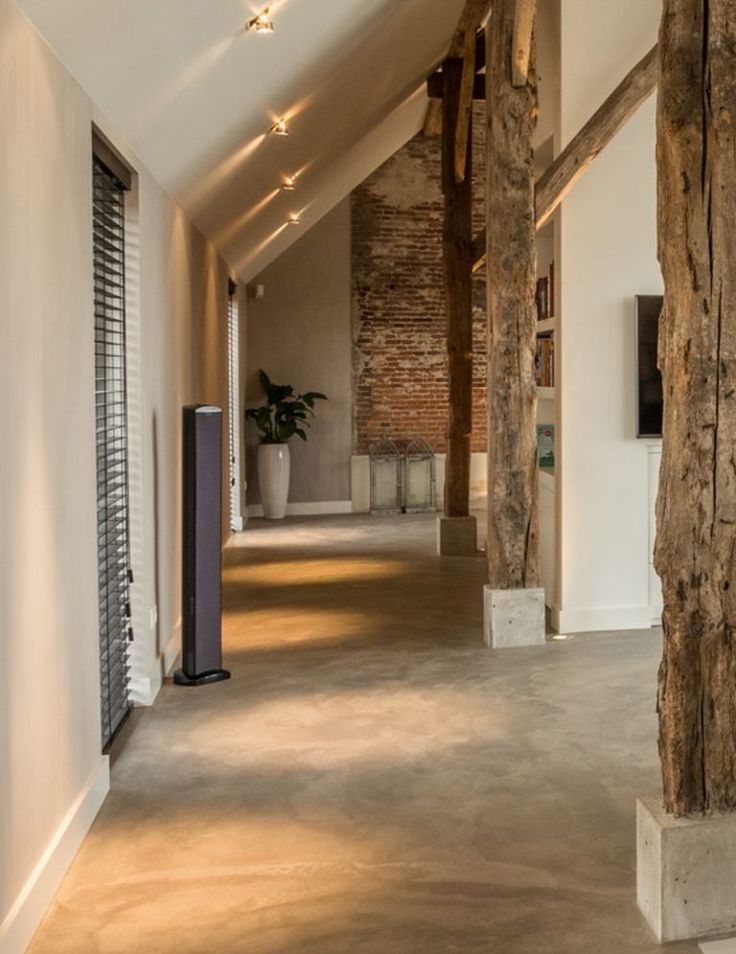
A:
[
  {"left": 129, "top": 666, "right": 163, "bottom": 707},
  {"left": 549, "top": 604, "right": 563, "bottom": 633},
  {"left": 0, "top": 757, "right": 110, "bottom": 954},
  {"left": 246, "top": 500, "right": 352, "bottom": 518},
  {"left": 556, "top": 603, "right": 653, "bottom": 634}
]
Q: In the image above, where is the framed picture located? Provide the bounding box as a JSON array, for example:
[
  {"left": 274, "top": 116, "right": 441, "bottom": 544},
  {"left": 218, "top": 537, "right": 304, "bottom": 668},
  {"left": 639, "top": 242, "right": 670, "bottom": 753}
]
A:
[{"left": 537, "top": 424, "right": 555, "bottom": 469}]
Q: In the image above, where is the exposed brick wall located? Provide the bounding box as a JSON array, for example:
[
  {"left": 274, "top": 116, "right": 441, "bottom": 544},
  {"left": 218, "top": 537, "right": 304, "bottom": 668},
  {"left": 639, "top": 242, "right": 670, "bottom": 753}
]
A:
[{"left": 351, "top": 106, "right": 487, "bottom": 455}]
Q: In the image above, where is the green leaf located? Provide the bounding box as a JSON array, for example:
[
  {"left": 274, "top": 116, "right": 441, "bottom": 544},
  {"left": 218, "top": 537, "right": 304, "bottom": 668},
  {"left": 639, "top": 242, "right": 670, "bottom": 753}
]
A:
[
  {"left": 258, "top": 369, "right": 272, "bottom": 395},
  {"left": 301, "top": 391, "right": 327, "bottom": 408},
  {"left": 249, "top": 378, "right": 325, "bottom": 443},
  {"left": 269, "top": 384, "right": 293, "bottom": 404}
]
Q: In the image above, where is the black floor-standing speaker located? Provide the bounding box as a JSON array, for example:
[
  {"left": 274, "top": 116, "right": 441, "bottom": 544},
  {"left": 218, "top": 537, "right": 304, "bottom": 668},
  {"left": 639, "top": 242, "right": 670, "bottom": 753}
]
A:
[{"left": 174, "top": 405, "right": 231, "bottom": 687}]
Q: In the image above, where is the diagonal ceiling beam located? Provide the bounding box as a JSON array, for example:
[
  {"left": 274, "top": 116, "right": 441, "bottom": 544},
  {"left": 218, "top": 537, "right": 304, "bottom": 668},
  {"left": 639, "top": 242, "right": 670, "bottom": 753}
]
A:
[
  {"left": 449, "top": 0, "right": 493, "bottom": 57},
  {"left": 423, "top": 0, "right": 492, "bottom": 137},
  {"left": 472, "top": 43, "right": 659, "bottom": 268},
  {"left": 454, "top": 28, "right": 478, "bottom": 182},
  {"left": 512, "top": 0, "right": 536, "bottom": 87}
]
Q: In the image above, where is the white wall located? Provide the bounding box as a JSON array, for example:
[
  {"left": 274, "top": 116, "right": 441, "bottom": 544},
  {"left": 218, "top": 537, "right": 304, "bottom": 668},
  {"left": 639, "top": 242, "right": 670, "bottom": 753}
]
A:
[
  {"left": 556, "top": 0, "right": 663, "bottom": 632},
  {"left": 0, "top": 1, "right": 231, "bottom": 949}
]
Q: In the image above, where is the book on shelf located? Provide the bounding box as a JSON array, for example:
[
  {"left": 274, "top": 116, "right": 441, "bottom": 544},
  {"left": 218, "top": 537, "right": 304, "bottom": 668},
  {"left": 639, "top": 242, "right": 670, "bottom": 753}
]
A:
[
  {"left": 535, "top": 333, "right": 555, "bottom": 389},
  {"left": 548, "top": 261, "right": 555, "bottom": 318},
  {"left": 535, "top": 277, "right": 549, "bottom": 321}
]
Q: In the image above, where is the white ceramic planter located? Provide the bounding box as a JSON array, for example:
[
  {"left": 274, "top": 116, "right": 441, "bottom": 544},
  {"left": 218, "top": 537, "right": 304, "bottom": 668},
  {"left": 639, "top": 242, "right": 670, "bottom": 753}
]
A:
[{"left": 257, "top": 443, "right": 290, "bottom": 519}]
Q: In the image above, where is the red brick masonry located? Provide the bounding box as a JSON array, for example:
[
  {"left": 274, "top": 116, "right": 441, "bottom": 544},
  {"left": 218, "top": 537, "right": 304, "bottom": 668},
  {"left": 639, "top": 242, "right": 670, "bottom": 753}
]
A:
[{"left": 351, "top": 108, "right": 488, "bottom": 455}]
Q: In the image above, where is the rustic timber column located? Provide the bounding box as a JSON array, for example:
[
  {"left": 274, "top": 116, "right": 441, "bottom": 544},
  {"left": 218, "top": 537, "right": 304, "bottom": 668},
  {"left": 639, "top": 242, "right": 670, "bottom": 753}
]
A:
[
  {"left": 483, "top": 0, "right": 544, "bottom": 647},
  {"left": 654, "top": 0, "right": 736, "bottom": 817},
  {"left": 438, "top": 56, "right": 477, "bottom": 556},
  {"left": 637, "top": 1, "right": 736, "bottom": 942}
]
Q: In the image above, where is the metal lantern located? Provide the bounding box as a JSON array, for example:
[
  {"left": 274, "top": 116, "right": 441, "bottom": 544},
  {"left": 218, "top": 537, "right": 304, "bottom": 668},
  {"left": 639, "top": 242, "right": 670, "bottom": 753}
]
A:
[
  {"left": 403, "top": 436, "right": 437, "bottom": 513},
  {"left": 369, "top": 438, "right": 403, "bottom": 513}
]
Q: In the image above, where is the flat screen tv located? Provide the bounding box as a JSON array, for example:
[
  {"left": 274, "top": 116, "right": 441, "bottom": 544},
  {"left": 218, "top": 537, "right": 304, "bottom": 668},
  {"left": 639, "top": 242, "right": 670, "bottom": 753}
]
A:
[{"left": 636, "top": 295, "right": 664, "bottom": 438}]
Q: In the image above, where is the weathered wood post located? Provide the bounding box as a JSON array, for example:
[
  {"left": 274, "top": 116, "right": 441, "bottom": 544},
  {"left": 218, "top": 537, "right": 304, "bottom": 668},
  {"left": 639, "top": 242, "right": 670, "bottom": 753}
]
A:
[
  {"left": 654, "top": 0, "right": 736, "bottom": 818},
  {"left": 483, "top": 0, "right": 545, "bottom": 647},
  {"left": 637, "top": 1, "right": 736, "bottom": 942},
  {"left": 438, "top": 55, "right": 477, "bottom": 556},
  {"left": 435, "top": 3, "right": 491, "bottom": 557}
]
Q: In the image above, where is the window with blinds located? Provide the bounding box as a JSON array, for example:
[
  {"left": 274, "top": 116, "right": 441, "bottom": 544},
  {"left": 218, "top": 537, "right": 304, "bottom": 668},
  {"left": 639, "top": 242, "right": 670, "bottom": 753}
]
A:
[
  {"left": 227, "top": 281, "right": 242, "bottom": 530},
  {"left": 93, "top": 152, "right": 133, "bottom": 749}
]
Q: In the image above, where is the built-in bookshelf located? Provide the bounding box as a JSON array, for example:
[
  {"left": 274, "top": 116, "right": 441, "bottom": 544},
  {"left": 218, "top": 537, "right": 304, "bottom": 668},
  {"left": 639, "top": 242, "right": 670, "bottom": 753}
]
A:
[{"left": 535, "top": 224, "right": 556, "bottom": 396}]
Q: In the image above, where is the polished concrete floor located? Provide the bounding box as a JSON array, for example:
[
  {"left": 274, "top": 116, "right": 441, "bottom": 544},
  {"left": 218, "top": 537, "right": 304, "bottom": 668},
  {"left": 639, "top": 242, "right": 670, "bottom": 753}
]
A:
[{"left": 30, "top": 514, "right": 698, "bottom": 953}]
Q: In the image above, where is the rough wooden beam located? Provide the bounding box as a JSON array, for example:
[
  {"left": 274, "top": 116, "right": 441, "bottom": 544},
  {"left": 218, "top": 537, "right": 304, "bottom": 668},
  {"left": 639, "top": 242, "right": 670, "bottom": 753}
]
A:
[
  {"left": 655, "top": 0, "right": 736, "bottom": 816},
  {"left": 423, "top": 99, "right": 443, "bottom": 137},
  {"left": 454, "top": 31, "right": 477, "bottom": 183},
  {"left": 475, "top": 30, "right": 486, "bottom": 72},
  {"left": 427, "top": 72, "right": 487, "bottom": 100},
  {"left": 471, "top": 43, "right": 659, "bottom": 268},
  {"left": 424, "top": 0, "right": 491, "bottom": 137},
  {"left": 442, "top": 58, "right": 474, "bottom": 518},
  {"left": 536, "top": 44, "right": 658, "bottom": 227},
  {"left": 512, "top": 0, "right": 536, "bottom": 87},
  {"left": 486, "top": 0, "right": 540, "bottom": 588},
  {"left": 449, "top": 0, "right": 493, "bottom": 57}
]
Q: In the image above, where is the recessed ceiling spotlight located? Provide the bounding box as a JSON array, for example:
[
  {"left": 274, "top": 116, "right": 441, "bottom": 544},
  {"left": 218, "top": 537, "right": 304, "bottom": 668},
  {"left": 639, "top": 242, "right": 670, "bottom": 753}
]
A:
[
  {"left": 271, "top": 118, "right": 289, "bottom": 136},
  {"left": 247, "top": 7, "right": 274, "bottom": 33},
  {"left": 282, "top": 175, "right": 297, "bottom": 191},
  {"left": 288, "top": 212, "right": 301, "bottom": 226}
]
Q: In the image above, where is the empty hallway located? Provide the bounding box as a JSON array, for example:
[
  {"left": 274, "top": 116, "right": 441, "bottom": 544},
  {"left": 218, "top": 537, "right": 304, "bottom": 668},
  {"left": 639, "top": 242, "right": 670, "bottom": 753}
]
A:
[{"left": 29, "top": 516, "right": 695, "bottom": 953}]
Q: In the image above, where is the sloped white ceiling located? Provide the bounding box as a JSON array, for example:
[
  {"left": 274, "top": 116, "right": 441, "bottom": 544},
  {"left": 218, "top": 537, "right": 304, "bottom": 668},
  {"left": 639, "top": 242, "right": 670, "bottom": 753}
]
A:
[{"left": 17, "top": 0, "right": 466, "bottom": 279}]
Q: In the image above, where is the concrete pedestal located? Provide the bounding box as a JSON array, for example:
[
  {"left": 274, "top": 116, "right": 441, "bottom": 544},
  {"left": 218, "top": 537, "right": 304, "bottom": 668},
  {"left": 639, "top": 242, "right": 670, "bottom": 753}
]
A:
[
  {"left": 483, "top": 587, "right": 545, "bottom": 648},
  {"left": 437, "top": 515, "right": 478, "bottom": 556},
  {"left": 637, "top": 797, "right": 736, "bottom": 942}
]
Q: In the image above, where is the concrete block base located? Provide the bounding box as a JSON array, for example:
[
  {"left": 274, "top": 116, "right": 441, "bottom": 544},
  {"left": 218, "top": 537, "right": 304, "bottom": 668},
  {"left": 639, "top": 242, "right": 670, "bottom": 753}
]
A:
[
  {"left": 437, "top": 515, "right": 477, "bottom": 556},
  {"left": 483, "top": 587, "right": 545, "bottom": 649},
  {"left": 637, "top": 797, "right": 736, "bottom": 942}
]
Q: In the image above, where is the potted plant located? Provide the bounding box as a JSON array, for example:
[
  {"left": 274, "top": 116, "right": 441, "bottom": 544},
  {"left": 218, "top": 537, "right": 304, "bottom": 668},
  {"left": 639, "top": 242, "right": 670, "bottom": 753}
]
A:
[{"left": 246, "top": 370, "right": 327, "bottom": 519}]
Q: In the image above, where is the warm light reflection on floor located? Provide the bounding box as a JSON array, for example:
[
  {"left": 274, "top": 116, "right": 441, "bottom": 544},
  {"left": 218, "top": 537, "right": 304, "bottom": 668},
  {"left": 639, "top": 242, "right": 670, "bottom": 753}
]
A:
[
  {"left": 224, "top": 607, "right": 371, "bottom": 650},
  {"left": 225, "top": 558, "right": 410, "bottom": 586},
  {"left": 191, "top": 687, "right": 507, "bottom": 767}
]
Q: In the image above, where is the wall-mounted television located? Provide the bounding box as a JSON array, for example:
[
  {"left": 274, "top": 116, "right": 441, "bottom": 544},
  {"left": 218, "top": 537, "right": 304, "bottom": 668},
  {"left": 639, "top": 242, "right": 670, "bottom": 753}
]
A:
[{"left": 636, "top": 295, "right": 663, "bottom": 438}]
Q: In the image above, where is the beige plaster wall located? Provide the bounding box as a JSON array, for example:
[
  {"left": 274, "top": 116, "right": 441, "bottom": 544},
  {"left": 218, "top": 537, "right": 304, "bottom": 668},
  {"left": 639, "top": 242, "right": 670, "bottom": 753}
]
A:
[{"left": 245, "top": 201, "right": 352, "bottom": 507}]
